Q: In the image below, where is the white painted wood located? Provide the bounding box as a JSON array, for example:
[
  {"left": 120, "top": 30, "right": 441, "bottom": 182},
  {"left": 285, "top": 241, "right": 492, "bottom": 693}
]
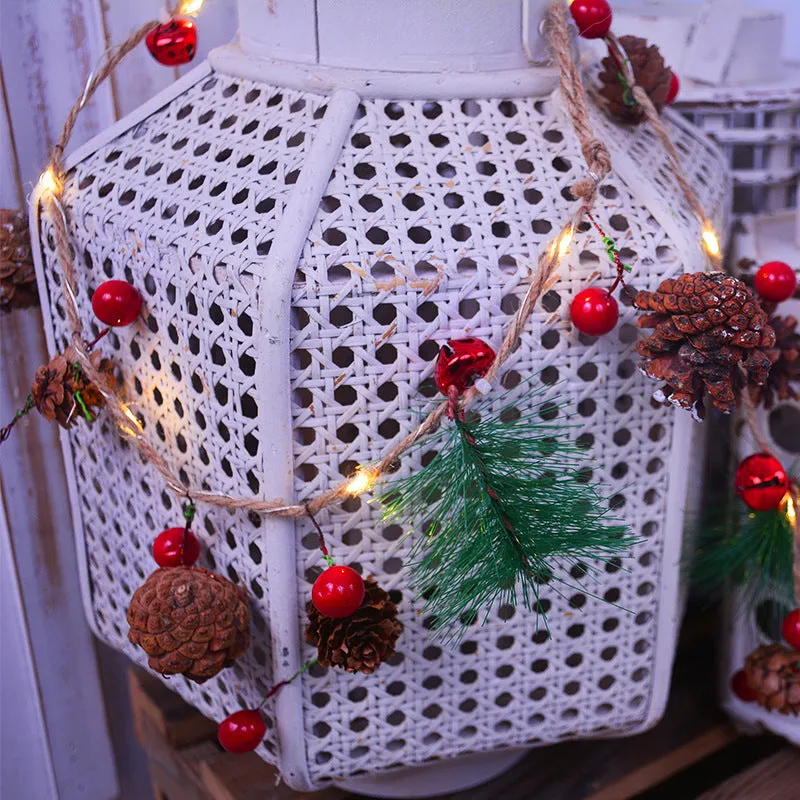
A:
[
  {"left": 236, "top": 0, "right": 318, "bottom": 65},
  {"left": 236, "top": 0, "right": 555, "bottom": 72},
  {"left": 177, "top": 0, "right": 238, "bottom": 77},
  {"left": 258, "top": 87, "right": 360, "bottom": 791},
  {"left": 315, "top": 0, "right": 534, "bottom": 72},
  {"left": 101, "top": 0, "right": 179, "bottom": 117},
  {"left": 210, "top": 43, "right": 559, "bottom": 98},
  {"left": 1, "top": 0, "right": 116, "bottom": 190},
  {"left": 0, "top": 304, "right": 120, "bottom": 799},
  {"left": 0, "top": 493, "right": 59, "bottom": 800}
]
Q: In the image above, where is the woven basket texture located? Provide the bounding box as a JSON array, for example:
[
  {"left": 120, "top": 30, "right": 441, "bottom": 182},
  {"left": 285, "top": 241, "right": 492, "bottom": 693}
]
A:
[{"left": 35, "top": 69, "right": 729, "bottom": 787}]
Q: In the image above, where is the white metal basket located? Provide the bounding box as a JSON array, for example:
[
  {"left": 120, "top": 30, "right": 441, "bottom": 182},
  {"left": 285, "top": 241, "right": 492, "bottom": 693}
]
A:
[{"left": 30, "top": 1, "right": 730, "bottom": 794}]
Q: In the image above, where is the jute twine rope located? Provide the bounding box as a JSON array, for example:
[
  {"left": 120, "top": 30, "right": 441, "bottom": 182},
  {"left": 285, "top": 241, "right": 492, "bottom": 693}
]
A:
[
  {"left": 41, "top": 1, "right": 611, "bottom": 519},
  {"left": 37, "top": 0, "right": 778, "bottom": 528}
]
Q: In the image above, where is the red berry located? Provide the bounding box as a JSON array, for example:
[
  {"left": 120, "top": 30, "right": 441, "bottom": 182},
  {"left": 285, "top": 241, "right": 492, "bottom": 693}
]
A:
[
  {"left": 730, "top": 669, "right": 756, "bottom": 702},
  {"left": 753, "top": 261, "right": 797, "bottom": 303},
  {"left": 434, "top": 337, "right": 496, "bottom": 396},
  {"left": 734, "top": 453, "right": 789, "bottom": 512},
  {"left": 570, "top": 287, "right": 619, "bottom": 336},
  {"left": 312, "top": 565, "right": 365, "bottom": 618},
  {"left": 569, "top": 0, "right": 613, "bottom": 39},
  {"left": 152, "top": 527, "right": 200, "bottom": 567},
  {"left": 666, "top": 72, "right": 680, "bottom": 104},
  {"left": 146, "top": 19, "right": 198, "bottom": 67},
  {"left": 782, "top": 608, "right": 800, "bottom": 650},
  {"left": 218, "top": 710, "right": 266, "bottom": 754},
  {"left": 91, "top": 280, "right": 142, "bottom": 327}
]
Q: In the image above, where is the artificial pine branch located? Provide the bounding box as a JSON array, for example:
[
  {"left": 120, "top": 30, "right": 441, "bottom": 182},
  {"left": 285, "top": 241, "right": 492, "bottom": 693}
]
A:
[
  {"left": 382, "top": 396, "right": 636, "bottom": 642},
  {"left": 692, "top": 507, "right": 795, "bottom": 611}
]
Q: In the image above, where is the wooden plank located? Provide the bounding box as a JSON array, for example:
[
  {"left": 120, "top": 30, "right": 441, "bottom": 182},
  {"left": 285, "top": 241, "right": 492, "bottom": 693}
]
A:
[
  {"left": 0, "top": 305, "right": 119, "bottom": 799},
  {"left": 585, "top": 725, "right": 740, "bottom": 800},
  {"left": 698, "top": 748, "right": 800, "bottom": 800},
  {"left": 129, "top": 668, "right": 218, "bottom": 749},
  {"left": 147, "top": 741, "right": 220, "bottom": 800},
  {"left": 0, "top": 493, "right": 59, "bottom": 800},
  {"left": 2, "top": 0, "right": 116, "bottom": 188}
]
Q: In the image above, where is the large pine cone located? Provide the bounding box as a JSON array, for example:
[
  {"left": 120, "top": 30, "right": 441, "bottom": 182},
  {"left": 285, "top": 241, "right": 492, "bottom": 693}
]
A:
[
  {"left": 31, "top": 346, "right": 114, "bottom": 428},
  {"left": 745, "top": 644, "right": 800, "bottom": 715},
  {"left": 598, "top": 35, "right": 672, "bottom": 124},
  {"left": 127, "top": 567, "right": 251, "bottom": 683},
  {"left": 635, "top": 272, "right": 775, "bottom": 418},
  {"left": 306, "top": 577, "right": 402, "bottom": 675}
]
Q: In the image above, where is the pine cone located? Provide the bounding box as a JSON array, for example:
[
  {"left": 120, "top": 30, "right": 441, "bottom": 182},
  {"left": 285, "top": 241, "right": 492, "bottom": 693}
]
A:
[
  {"left": 745, "top": 644, "right": 800, "bottom": 715},
  {"left": 127, "top": 567, "right": 251, "bottom": 683},
  {"left": 0, "top": 208, "right": 38, "bottom": 311},
  {"left": 305, "top": 577, "right": 402, "bottom": 675},
  {"left": 635, "top": 272, "right": 775, "bottom": 418},
  {"left": 598, "top": 36, "right": 672, "bottom": 124},
  {"left": 749, "top": 315, "right": 799, "bottom": 409},
  {"left": 31, "top": 346, "right": 114, "bottom": 428}
]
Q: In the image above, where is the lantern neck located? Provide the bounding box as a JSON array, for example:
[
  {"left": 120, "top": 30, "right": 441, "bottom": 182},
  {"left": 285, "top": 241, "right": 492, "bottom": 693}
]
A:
[{"left": 210, "top": 0, "right": 560, "bottom": 99}]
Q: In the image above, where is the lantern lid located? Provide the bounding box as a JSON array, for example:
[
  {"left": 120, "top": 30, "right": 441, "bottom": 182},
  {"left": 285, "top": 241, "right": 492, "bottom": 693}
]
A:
[{"left": 211, "top": 0, "right": 559, "bottom": 98}]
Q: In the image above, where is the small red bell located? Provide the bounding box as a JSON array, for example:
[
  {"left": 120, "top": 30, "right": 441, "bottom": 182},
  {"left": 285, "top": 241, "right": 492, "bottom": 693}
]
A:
[
  {"left": 435, "top": 337, "right": 496, "bottom": 395},
  {"left": 146, "top": 19, "right": 197, "bottom": 67},
  {"left": 734, "top": 453, "right": 789, "bottom": 512}
]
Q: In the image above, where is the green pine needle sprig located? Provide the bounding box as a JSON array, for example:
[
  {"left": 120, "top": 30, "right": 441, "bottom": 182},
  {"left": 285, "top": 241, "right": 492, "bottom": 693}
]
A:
[
  {"left": 381, "top": 395, "right": 637, "bottom": 643},
  {"left": 691, "top": 505, "right": 795, "bottom": 611}
]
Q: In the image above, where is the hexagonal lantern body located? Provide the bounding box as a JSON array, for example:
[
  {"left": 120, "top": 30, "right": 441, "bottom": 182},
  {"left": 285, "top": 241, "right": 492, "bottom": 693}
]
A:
[{"left": 31, "top": 1, "right": 729, "bottom": 794}]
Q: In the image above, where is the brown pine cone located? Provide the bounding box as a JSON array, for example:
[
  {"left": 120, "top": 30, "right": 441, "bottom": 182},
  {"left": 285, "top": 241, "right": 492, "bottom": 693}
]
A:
[
  {"left": 749, "top": 315, "right": 799, "bottom": 409},
  {"left": 598, "top": 36, "right": 672, "bottom": 124},
  {"left": 31, "top": 346, "right": 115, "bottom": 428},
  {"left": 0, "top": 208, "right": 38, "bottom": 311},
  {"left": 306, "top": 577, "right": 402, "bottom": 675},
  {"left": 745, "top": 644, "right": 800, "bottom": 715},
  {"left": 127, "top": 567, "right": 251, "bottom": 683},
  {"left": 635, "top": 272, "right": 775, "bottom": 418}
]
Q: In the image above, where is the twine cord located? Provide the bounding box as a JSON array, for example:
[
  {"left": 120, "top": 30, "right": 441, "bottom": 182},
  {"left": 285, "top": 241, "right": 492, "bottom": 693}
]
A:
[{"left": 31, "top": 0, "right": 774, "bottom": 528}]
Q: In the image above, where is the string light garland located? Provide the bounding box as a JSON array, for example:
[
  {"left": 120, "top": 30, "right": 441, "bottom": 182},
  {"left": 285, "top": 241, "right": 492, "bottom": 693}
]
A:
[{"left": 9, "top": 0, "right": 779, "bottom": 545}]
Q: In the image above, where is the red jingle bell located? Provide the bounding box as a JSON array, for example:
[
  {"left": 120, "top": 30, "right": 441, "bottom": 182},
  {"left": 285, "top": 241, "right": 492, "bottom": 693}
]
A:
[
  {"left": 666, "top": 72, "right": 680, "bottom": 105},
  {"left": 218, "top": 709, "right": 267, "bottom": 754},
  {"left": 91, "top": 280, "right": 142, "bottom": 327},
  {"left": 146, "top": 19, "right": 198, "bottom": 67},
  {"left": 312, "top": 565, "right": 365, "bottom": 618},
  {"left": 782, "top": 608, "right": 800, "bottom": 650},
  {"left": 569, "top": 0, "right": 613, "bottom": 40},
  {"left": 730, "top": 669, "right": 756, "bottom": 703},
  {"left": 734, "top": 453, "right": 789, "bottom": 512},
  {"left": 753, "top": 261, "right": 797, "bottom": 304},
  {"left": 570, "top": 287, "right": 619, "bottom": 336},
  {"left": 152, "top": 527, "right": 200, "bottom": 568},
  {"left": 434, "top": 337, "right": 496, "bottom": 396}
]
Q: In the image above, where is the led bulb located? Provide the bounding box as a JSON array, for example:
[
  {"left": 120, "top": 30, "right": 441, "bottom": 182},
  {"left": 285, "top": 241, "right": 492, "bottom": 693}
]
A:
[
  {"left": 702, "top": 227, "right": 720, "bottom": 257},
  {"left": 180, "top": 0, "right": 204, "bottom": 15},
  {"left": 345, "top": 469, "right": 376, "bottom": 496}
]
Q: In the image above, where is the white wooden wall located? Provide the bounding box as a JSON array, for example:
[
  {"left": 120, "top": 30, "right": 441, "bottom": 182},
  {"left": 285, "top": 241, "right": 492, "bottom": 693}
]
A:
[{"left": 0, "top": 2, "right": 236, "bottom": 798}]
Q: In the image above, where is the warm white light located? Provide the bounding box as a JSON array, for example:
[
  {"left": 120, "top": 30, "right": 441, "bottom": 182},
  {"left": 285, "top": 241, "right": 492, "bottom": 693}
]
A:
[
  {"left": 179, "top": 0, "right": 205, "bottom": 15},
  {"left": 558, "top": 224, "right": 575, "bottom": 260},
  {"left": 786, "top": 494, "right": 797, "bottom": 528},
  {"left": 702, "top": 227, "right": 720, "bottom": 257},
  {"left": 346, "top": 469, "right": 377, "bottom": 497},
  {"left": 119, "top": 403, "right": 143, "bottom": 438},
  {"left": 38, "top": 167, "right": 61, "bottom": 197}
]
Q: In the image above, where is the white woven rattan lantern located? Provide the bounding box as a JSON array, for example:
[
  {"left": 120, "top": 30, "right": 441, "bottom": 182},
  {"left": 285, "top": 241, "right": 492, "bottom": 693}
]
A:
[{"left": 31, "top": 1, "right": 730, "bottom": 794}]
